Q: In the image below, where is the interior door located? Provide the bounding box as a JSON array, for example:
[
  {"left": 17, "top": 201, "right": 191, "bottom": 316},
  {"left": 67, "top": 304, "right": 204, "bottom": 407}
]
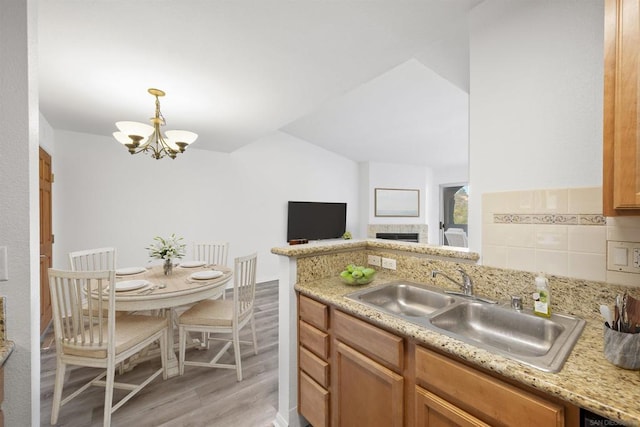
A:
[
  {"left": 40, "top": 147, "right": 53, "bottom": 335},
  {"left": 440, "top": 185, "right": 468, "bottom": 245}
]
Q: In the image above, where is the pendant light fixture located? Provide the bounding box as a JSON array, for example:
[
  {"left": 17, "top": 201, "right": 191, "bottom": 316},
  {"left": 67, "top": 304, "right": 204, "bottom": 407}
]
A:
[{"left": 113, "top": 88, "right": 197, "bottom": 159}]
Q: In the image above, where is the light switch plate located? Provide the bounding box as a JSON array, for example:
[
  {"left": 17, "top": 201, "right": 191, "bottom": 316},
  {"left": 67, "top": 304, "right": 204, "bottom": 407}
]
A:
[{"left": 0, "top": 246, "right": 7, "bottom": 281}]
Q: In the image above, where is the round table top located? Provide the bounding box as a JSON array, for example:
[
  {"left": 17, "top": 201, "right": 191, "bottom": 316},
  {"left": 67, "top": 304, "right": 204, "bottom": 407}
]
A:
[{"left": 109, "top": 263, "right": 233, "bottom": 310}]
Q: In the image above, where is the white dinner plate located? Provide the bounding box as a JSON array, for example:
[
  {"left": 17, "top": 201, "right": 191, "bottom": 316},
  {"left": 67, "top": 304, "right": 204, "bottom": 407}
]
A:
[
  {"left": 190, "top": 270, "right": 224, "bottom": 281},
  {"left": 115, "top": 280, "right": 149, "bottom": 292},
  {"left": 116, "top": 266, "right": 146, "bottom": 276},
  {"left": 180, "top": 260, "right": 206, "bottom": 268}
]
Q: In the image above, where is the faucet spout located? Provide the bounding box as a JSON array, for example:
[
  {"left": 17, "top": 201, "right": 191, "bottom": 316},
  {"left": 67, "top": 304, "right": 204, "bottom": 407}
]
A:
[{"left": 431, "top": 268, "right": 474, "bottom": 296}]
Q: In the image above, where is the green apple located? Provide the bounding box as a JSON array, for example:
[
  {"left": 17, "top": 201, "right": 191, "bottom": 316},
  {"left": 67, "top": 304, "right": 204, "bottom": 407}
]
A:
[{"left": 362, "top": 268, "right": 375, "bottom": 278}]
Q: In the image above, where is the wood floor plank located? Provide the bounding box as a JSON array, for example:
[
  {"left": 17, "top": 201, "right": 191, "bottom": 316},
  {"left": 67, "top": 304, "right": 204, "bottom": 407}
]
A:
[{"left": 40, "top": 280, "right": 280, "bottom": 426}]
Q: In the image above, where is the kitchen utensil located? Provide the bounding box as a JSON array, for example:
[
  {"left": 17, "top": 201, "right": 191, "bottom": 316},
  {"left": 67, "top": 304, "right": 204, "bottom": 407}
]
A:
[
  {"left": 615, "top": 294, "right": 623, "bottom": 331},
  {"left": 600, "top": 304, "right": 613, "bottom": 328},
  {"left": 622, "top": 293, "right": 629, "bottom": 333},
  {"left": 625, "top": 294, "right": 640, "bottom": 333}
]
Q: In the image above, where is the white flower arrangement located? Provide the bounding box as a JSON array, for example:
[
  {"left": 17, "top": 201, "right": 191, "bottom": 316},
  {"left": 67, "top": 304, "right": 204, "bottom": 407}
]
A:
[{"left": 146, "top": 234, "right": 186, "bottom": 260}]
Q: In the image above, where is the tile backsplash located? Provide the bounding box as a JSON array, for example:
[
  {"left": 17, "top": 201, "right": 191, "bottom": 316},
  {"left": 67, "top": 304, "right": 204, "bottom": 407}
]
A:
[{"left": 482, "top": 187, "right": 640, "bottom": 287}]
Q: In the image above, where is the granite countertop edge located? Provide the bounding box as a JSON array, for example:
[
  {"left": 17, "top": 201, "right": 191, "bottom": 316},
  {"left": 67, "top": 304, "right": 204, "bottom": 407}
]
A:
[
  {"left": 271, "top": 238, "right": 479, "bottom": 261},
  {"left": 295, "top": 277, "right": 640, "bottom": 426},
  {"left": 0, "top": 340, "right": 15, "bottom": 367}
]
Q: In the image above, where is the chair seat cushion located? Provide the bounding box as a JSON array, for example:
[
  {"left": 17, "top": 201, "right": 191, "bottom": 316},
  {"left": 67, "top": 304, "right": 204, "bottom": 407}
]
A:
[
  {"left": 63, "top": 315, "right": 167, "bottom": 358},
  {"left": 179, "top": 299, "right": 234, "bottom": 327}
]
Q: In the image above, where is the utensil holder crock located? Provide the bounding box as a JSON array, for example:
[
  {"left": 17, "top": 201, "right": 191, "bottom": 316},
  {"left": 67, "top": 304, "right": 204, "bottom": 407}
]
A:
[{"left": 603, "top": 324, "right": 640, "bottom": 370}]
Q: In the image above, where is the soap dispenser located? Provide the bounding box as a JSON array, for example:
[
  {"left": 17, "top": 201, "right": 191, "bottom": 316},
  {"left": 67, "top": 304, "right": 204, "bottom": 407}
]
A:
[{"left": 532, "top": 272, "right": 551, "bottom": 318}]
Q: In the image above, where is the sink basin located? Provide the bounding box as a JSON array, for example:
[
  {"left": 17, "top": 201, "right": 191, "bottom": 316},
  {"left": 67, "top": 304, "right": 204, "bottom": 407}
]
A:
[
  {"left": 346, "top": 281, "right": 585, "bottom": 372},
  {"left": 346, "top": 281, "right": 456, "bottom": 317},
  {"left": 430, "top": 302, "right": 563, "bottom": 357},
  {"left": 430, "top": 302, "right": 585, "bottom": 372}
]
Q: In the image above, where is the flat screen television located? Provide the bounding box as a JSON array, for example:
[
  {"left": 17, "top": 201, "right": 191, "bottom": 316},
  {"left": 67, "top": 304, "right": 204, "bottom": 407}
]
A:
[{"left": 287, "top": 201, "right": 347, "bottom": 241}]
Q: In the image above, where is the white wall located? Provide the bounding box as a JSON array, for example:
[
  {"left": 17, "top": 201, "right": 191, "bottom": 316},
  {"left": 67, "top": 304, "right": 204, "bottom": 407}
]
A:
[
  {"left": 365, "top": 162, "right": 429, "bottom": 223},
  {"left": 52, "top": 130, "right": 360, "bottom": 283},
  {"left": 0, "top": 0, "right": 38, "bottom": 424},
  {"left": 468, "top": 0, "right": 604, "bottom": 254},
  {"left": 361, "top": 161, "right": 468, "bottom": 245},
  {"left": 39, "top": 114, "right": 55, "bottom": 155}
]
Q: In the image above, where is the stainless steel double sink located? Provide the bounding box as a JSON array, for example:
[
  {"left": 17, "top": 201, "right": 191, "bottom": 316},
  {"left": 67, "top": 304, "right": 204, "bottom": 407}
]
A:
[{"left": 345, "top": 281, "right": 585, "bottom": 373}]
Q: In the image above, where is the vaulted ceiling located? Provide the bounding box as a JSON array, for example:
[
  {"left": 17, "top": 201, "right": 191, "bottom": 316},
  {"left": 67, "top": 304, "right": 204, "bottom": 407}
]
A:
[{"left": 38, "top": 1, "right": 478, "bottom": 167}]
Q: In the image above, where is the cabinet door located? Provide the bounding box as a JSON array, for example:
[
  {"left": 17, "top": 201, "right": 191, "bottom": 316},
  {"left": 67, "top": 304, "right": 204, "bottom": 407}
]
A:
[
  {"left": 333, "top": 341, "right": 404, "bottom": 427},
  {"left": 415, "top": 386, "right": 490, "bottom": 427},
  {"left": 604, "top": 0, "right": 640, "bottom": 214}
]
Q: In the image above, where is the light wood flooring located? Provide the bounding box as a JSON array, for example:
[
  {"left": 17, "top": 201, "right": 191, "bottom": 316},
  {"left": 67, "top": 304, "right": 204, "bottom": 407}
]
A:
[{"left": 40, "top": 280, "right": 280, "bottom": 427}]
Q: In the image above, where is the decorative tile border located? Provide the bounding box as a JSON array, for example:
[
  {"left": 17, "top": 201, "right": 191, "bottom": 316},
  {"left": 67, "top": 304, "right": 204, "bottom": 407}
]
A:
[{"left": 493, "top": 214, "right": 605, "bottom": 226}]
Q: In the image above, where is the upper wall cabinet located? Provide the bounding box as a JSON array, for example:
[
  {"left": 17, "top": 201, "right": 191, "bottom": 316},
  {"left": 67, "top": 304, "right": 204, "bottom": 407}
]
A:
[{"left": 604, "top": 0, "right": 640, "bottom": 215}]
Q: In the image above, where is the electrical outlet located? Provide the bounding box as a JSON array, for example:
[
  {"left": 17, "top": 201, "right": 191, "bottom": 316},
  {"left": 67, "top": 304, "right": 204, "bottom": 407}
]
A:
[
  {"left": 368, "top": 255, "right": 381, "bottom": 267},
  {"left": 381, "top": 257, "right": 396, "bottom": 270}
]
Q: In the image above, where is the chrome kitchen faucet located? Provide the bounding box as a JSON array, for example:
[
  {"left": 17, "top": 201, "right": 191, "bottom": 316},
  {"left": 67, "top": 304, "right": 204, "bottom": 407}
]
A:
[{"left": 431, "top": 268, "right": 474, "bottom": 296}]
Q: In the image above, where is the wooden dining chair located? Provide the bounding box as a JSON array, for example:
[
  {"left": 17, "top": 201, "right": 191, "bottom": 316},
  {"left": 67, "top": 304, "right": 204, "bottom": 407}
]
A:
[
  {"left": 193, "top": 241, "right": 229, "bottom": 267},
  {"left": 69, "top": 247, "right": 117, "bottom": 271},
  {"left": 178, "top": 252, "right": 258, "bottom": 381},
  {"left": 444, "top": 228, "right": 468, "bottom": 248},
  {"left": 68, "top": 247, "right": 126, "bottom": 319},
  {"left": 48, "top": 268, "right": 169, "bottom": 426}
]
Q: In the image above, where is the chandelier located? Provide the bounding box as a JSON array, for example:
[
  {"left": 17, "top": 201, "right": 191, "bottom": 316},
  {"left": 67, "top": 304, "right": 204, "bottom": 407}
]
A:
[{"left": 113, "top": 88, "right": 198, "bottom": 159}]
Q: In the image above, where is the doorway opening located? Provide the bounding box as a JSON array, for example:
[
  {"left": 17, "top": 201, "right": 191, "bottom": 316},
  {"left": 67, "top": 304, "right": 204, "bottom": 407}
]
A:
[{"left": 440, "top": 184, "right": 468, "bottom": 247}]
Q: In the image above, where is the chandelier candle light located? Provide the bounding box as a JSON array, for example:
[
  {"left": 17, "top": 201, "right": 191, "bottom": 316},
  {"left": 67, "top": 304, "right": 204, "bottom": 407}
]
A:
[{"left": 113, "top": 88, "right": 198, "bottom": 159}]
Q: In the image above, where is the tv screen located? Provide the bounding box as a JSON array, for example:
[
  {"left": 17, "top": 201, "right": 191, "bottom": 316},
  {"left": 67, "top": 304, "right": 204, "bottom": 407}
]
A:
[{"left": 287, "top": 201, "right": 347, "bottom": 241}]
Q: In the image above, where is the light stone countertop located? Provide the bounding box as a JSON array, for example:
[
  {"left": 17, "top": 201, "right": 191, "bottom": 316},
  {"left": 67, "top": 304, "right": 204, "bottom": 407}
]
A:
[
  {"left": 271, "top": 238, "right": 480, "bottom": 261},
  {"left": 295, "top": 274, "right": 640, "bottom": 426},
  {"left": 0, "top": 341, "right": 15, "bottom": 367}
]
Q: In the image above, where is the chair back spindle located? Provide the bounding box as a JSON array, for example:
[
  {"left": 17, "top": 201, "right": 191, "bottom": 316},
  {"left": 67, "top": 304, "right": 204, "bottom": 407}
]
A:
[
  {"left": 193, "top": 242, "right": 229, "bottom": 267},
  {"left": 69, "top": 247, "right": 117, "bottom": 271},
  {"left": 234, "top": 253, "right": 257, "bottom": 324}
]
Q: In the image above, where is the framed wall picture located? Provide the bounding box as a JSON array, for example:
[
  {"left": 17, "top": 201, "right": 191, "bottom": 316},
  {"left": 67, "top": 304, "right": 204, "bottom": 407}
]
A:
[{"left": 374, "top": 188, "right": 420, "bottom": 217}]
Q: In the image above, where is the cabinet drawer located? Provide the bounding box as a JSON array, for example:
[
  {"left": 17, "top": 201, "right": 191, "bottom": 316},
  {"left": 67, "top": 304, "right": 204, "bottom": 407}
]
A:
[
  {"left": 299, "top": 295, "right": 328, "bottom": 331},
  {"left": 415, "top": 386, "right": 490, "bottom": 427},
  {"left": 299, "top": 320, "right": 330, "bottom": 359},
  {"left": 415, "top": 346, "right": 564, "bottom": 427},
  {"left": 333, "top": 310, "right": 403, "bottom": 371},
  {"left": 300, "top": 346, "right": 330, "bottom": 388},
  {"left": 300, "top": 371, "right": 329, "bottom": 427}
]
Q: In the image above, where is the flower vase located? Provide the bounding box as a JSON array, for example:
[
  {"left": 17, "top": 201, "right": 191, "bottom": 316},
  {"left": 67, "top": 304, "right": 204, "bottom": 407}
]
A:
[{"left": 163, "top": 258, "right": 173, "bottom": 275}]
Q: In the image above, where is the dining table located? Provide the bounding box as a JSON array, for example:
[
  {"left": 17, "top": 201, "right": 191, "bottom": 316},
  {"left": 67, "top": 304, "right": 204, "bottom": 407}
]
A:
[{"left": 108, "top": 262, "right": 233, "bottom": 377}]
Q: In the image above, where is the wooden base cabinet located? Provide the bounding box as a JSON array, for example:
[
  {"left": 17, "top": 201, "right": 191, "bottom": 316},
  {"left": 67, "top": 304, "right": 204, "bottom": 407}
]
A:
[
  {"left": 415, "top": 346, "right": 567, "bottom": 427},
  {"left": 298, "top": 295, "right": 331, "bottom": 427},
  {"left": 334, "top": 341, "right": 404, "bottom": 427},
  {"left": 297, "top": 293, "right": 579, "bottom": 427}
]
